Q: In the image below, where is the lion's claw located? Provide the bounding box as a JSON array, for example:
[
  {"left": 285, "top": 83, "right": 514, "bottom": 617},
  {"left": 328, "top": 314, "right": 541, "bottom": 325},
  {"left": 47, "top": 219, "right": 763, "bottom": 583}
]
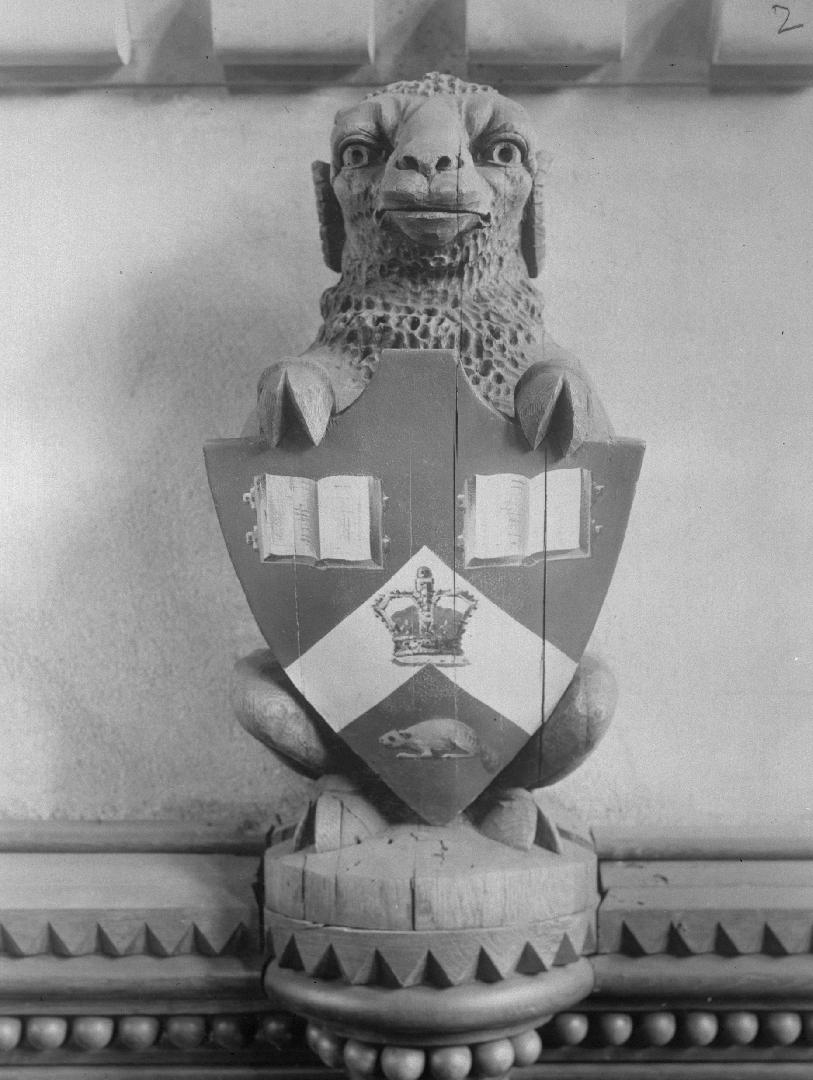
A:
[
  {"left": 514, "top": 362, "right": 593, "bottom": 460},
  {"left": 257, "top": 359, "right": 335, "bottom": 446}
]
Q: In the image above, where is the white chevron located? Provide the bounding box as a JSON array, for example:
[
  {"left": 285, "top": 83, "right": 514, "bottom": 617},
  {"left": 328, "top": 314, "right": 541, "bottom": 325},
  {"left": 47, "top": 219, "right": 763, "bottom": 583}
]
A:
[{"left": 284, "top": 547, "right": 576, "bottom": 734}]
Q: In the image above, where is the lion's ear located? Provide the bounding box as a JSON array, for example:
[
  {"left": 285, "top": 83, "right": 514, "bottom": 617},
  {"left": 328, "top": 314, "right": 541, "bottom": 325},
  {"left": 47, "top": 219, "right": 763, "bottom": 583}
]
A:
[
  {"left": 312, "top": 160, "right": 345, "bottom": 273},
  {"left": 520, "top": 151, "right": 551, "bottom": 279}
]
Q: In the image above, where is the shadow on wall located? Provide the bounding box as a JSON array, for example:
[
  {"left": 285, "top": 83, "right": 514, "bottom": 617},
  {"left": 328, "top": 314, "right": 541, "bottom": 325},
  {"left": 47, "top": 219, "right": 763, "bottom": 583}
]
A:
[{"left": 0, "top": 210, "right": 323, "bottom": 825}]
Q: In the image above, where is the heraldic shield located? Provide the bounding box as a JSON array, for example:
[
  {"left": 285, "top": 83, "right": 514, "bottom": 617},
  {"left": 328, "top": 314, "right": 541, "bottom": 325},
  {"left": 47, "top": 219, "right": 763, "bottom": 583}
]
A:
[{"left": 205, "top": 350, "right": 644, "bottom": 825}]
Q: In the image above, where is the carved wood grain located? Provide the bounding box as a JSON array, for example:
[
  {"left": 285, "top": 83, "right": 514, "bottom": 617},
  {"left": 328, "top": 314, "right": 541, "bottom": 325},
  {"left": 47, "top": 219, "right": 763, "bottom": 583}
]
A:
[{"left": 265, "top": 828, "right": 596, "bottom": 932}]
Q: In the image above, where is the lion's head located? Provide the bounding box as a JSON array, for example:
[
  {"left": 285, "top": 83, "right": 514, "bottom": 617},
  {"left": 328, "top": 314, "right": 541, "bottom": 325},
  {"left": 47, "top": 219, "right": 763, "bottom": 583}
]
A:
[{"left": 313, "top": 73, "right": 546, "bottom": 281}]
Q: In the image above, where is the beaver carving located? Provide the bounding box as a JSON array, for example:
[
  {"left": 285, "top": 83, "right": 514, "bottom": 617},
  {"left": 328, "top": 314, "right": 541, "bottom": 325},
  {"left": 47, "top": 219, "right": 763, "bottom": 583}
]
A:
[
  {"left": 250, "top": 72, "right": 612, "bottom": 459},
  {"left": 379, "top": 719, "right": 499, "bottom": 773}
]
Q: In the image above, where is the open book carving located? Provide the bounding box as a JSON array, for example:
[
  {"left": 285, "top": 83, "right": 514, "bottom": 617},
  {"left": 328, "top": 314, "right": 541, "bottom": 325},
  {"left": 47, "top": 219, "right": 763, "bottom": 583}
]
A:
[
  {"left": 462, "top": 469, "right": 591, "bottom": 567},
  {"left": 246, "top": 474, "right": 383, "bottom": 568}
]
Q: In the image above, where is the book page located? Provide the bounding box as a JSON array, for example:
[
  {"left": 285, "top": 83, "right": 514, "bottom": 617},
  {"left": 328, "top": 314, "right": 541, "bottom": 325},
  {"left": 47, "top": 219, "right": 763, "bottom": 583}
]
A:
[
  {"left": 316, "top": 475, "right": 373, "bottom": 563},
  {"left": 258, "top": 474, "right": 319, "bottom": 561},
  {"left": 468, "top": 474, "right": 529, "bottom": 560},
  {"left": 527, "top": 469, "right": 584, "bottom": 555}
]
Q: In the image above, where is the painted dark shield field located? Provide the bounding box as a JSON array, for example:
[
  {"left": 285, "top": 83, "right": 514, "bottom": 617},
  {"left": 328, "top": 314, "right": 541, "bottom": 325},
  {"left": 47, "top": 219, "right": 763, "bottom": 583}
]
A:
[{"left": 205, "top": 350, "right": 644, "bottom": 824}]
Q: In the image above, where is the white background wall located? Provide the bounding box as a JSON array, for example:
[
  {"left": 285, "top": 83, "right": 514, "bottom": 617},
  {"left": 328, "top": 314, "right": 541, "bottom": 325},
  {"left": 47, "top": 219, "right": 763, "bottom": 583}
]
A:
[{"left": 0, "top": 84, "right": 810, "bottom": 830}]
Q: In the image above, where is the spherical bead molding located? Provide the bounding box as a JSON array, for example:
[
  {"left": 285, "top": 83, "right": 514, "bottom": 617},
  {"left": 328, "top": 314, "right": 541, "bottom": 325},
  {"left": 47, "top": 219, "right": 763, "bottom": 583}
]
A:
[
  {"left": 304, "top": 1011, "right": 813, "bottom": 1075},
  {"left": 540, "top": 1009, "right": 813, "bottom": 1050},
  {"left": 70, "top": 1016, "right": 115, "bottom": 1051},
  {"left": 25, "top": 1016, "right": 69, "bottom": 1051},
  {"left": 0, "top": 1008, "right": 811, "bottom": 1061},
  {"left": 116, "top": 1015, "right": 161, "bottom": 1051},
  {"left": 306, "top": 1022, "right": 543, "bottom": 1078},
  {"left": 0, "top": 1011, "right": 298, "bottom": 1056}
]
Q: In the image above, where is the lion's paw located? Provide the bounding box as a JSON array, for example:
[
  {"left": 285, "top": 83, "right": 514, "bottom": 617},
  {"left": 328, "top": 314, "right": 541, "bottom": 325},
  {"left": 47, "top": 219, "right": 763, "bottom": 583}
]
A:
[
  {"left": 257, "top": 358, "right": 335, "bottom": 446},
  {"left": 514, "top": 362, "right": 596, "bottom": 460}
]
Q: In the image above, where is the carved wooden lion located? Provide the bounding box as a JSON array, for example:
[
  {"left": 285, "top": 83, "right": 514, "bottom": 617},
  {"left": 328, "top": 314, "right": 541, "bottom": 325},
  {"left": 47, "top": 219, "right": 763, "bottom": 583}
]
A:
[{"left": 250, "top": 73, "right": 611, "bottom": 460}]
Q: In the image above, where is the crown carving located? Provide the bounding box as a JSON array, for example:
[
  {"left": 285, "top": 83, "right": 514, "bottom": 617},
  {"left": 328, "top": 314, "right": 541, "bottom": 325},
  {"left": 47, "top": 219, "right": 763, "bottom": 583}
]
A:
[{"left": 372, "top": 567, "right": 477, "bottom": 666}]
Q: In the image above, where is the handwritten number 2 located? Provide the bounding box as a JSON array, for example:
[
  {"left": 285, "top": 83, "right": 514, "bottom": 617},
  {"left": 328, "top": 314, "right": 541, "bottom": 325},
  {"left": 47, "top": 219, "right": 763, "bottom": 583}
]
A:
[{"left": 772, "top": 5, "right": 804, "bottom": 33}]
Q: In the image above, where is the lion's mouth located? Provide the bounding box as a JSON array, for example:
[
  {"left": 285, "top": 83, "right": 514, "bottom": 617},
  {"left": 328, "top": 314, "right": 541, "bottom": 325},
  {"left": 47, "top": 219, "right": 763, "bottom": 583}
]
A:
[
  {"left": 376, "top": 207, "right": 491, "bottom": 223},
  {"left": 375, "top": 207, "right": 491, "bottom": 246}
]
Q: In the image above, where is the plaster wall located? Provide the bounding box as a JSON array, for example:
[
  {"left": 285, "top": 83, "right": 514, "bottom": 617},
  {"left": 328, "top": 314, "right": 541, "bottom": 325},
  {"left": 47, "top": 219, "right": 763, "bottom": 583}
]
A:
[{"left": 0, "top": 85, "right": 810, "bottom": 830}]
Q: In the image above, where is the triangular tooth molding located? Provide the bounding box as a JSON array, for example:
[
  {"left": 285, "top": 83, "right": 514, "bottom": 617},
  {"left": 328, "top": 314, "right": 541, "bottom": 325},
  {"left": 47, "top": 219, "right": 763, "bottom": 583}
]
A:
[
  {"left": 193, "top": 919, "right": 249, "bottom": 956},
  {"left": 617, "top": 922, "right": 649, "bottom": 957},
  {"left": 762, "top": 923, "right": 791, "bottom": 957},
  {"left": 530, "top": 938, "right": 561, "bottom": 972},
  {"left": 277, "top": 935, "right": 304, "bottom": 971},
  {"left": 515, "top": 942, "right": 548, "bottom": 976},
  {"left": 145, "top": 922, "right": 196, "bottom": 958},
  {"left": 715, "top": 919, "right": 763, "bottom": 956},
  {"left": 47, "top": 921, "right": 97, "bottom": 957},
  {"left": 266, "top": 923, "right": 296, "bottom": 963},
  {"left": 714, "top": 923, "right": 743, "bottom": 956},
  {"left": 261, "top": 916, "right": 598, "bottom": 989},
  {"left": 293, "top": 933, "right": 339, "bottom": 975},
  {"left": 668, "top": 914, "right": 716, "bottom": 955},
  {"left": 0, "top": 915, "right": 257, "bottom": 959},
  {"left": 552, "top": 933, "right": 580, "bottom": 967},
  {"left": 423, "top": 950, "right": 454, "bottom": 989},
  {"left": 424, "top": 948, "right": 478, "bottom": 988},
  {"left": 312, "top": 944, "right": 344, "bottom": 980},
  {"left": 760, "top": 917, "right": 813, "bottom": 956},
  {"left": 581, "top": 921, "right": 597, "bottom": 955},
  {"left": 667, "top": 922, "right": 697, "bottom": 957},
  {"left": 373, "top": 948, "right": 427, "bottom": 990},
  {"left": 476, "top": 947, "right": 507, "bottom": 984},
  {"left": 97, "top": 921, "right": 147, "bottom": 957},
  {"left": 0, "top": 921, "right": 50, "bottom": 957},
  {"left": 330, "top": 938, "right": 376, "bottom": 985},
  {"left": 480, "top": 931, "right": 537, "bottom": 980},
  {"left": 620, "top": 917, "right": 672, "bottom": 955}
]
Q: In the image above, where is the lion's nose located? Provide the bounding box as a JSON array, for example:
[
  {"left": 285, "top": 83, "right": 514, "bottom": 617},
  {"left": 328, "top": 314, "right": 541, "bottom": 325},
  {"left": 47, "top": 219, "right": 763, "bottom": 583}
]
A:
[{"left": 395, "top": 151, "right": 459, "bottom": 179}]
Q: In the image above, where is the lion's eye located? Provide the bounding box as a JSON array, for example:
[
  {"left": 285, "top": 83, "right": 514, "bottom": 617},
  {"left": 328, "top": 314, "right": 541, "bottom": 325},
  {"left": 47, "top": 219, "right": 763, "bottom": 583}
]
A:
[
  {"left": 340, "top": 142, "right": 387, "bottom": 169},
  {"left": 480, "top": 139, "right": 526, "bottom": 166}
]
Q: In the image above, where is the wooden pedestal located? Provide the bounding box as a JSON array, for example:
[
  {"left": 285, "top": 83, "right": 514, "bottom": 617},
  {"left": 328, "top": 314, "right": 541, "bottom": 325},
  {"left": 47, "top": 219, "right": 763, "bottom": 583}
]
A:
[{"left": 262, "top": 818, "right": 598, "bottom": 1078}]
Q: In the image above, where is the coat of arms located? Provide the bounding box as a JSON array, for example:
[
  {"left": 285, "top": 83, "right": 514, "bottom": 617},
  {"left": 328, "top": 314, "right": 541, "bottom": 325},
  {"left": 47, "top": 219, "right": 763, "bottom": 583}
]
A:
[{"left": 206, "top": 350, "right": 643, "bottom": 825}]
